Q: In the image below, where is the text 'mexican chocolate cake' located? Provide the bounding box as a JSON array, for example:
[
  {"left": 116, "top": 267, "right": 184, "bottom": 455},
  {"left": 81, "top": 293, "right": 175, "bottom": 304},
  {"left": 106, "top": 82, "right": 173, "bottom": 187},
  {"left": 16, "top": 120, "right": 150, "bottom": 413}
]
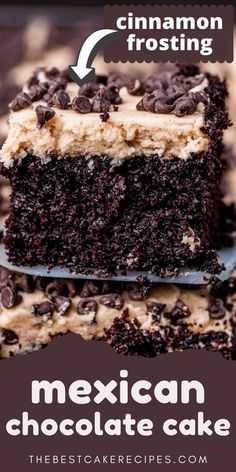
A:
[{"left": 0, "top": 64, "right": 230, "bottom": 276}]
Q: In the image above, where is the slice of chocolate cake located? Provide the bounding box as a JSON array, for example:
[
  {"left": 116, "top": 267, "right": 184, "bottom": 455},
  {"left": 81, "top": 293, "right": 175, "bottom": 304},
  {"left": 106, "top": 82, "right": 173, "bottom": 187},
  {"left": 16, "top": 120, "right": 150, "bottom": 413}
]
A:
[
  {"left": 0, "top": 65, "right": 230, "bottom": 276},
  {"left": 0, "top": 268, "right": 235, "bottom": 359}
]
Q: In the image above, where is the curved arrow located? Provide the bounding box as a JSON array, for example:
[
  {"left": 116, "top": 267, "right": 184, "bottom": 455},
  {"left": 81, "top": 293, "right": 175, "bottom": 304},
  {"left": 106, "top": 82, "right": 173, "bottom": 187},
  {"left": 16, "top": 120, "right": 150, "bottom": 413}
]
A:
[{"left": 69, "top": 29, "right": 120, "bottom": 86}]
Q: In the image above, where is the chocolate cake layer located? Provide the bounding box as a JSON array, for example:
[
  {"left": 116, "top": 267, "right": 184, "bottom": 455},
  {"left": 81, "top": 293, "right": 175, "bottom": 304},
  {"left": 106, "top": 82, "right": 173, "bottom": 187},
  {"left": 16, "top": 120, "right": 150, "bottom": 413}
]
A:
[
  {"left": 0, "top": 268, "right": 235, "bottom": 360},
  {"left": 2, "top": 150, "right": 226, "bottom": 276}
]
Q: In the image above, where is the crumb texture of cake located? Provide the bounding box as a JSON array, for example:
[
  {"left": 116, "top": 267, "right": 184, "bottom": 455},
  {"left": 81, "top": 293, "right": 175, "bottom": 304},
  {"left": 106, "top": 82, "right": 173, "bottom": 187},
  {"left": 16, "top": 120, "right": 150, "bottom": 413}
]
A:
[
  {"left": 0, "top": 269, "right": 235, "bottom": 359},
  {"left": 2, "top": 153, "right": 225, "bottom": 275},
  {"left": 0, "top": 65, "right": 230, "bottom": 276}
]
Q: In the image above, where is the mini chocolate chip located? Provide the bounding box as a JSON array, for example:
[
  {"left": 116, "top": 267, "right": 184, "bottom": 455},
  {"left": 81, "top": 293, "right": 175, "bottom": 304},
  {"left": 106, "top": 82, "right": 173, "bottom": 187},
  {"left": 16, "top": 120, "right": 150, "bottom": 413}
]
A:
[
  {"left": 174, "top": 96, "right": 197, "bottom": 117},
  {"left": 2, "top": 329, "right": 18, "bottom": 345},
  {"left": 146, "top": 301, "right": 166, "bottom": 321},
  {"left": 17, "top": 274, "right": 35, "bottom": 293},
  {"left": 77, "top": 299, "right": 97, "bottom": 316},
  {"left": 51, "top": 90, "right": 70, "bottom": 109},
  {"left": 189, "top": 91, "right": 208, "bottom": 106},
  {"left": 46, "top": 78, "right": 66, "bottom": 98},
  {"left": 28, "top": 83, "right": 48, "bottom": 101},
  {"left": 72, "top": 96, "right": 91, "bottom": 113},
  {"left": 128, "top": 286, "right": 145, "bottom": 301},
  {"left": 92, "top": 89, "right": 110, "bottom": 113},
  {"left": 176, "top": 64, "right": 200, "bottom": 77},
  {"left": 35, "top": 277, "right": 51, "bottom": 292},
  {"left": 9, "top": 92, "right": 32, "bottom": 112},
  {"left": 208, "top": 298, "right": 226, "bottom": 320},
  {"left": 53, "top": 295, "right": 71, "bottom": 314},
  {"left": 33, "top": 301, "right": 54, "bottom": 319},
  {"left": 107, "top": 73, "right": 126, "bottom": 89},
  {"left": 100, "top": 293, "right": 124, "bottom": 310},
  {"left": 79, "top": 81, "right": 99, "bottom": 98},
  {"left": 127, "top": 78, "right": 144, "bottom": 95},
  {"left": 166, "top": 85, "right": 186, "bottom": 100},
  {"left": 107, "top": 84, "right": 122, "bottom": 105},
  {"left": 154, "top": 101, "right": 175, "bottom": 113},
  {"left": 143, "top": 74, "right": 165, "bottom": 93},
  {"left": 36, "top": 105, "right": 55, "bottom": 129},
  {"left": 45, "top": 67, "right": 60, "bottom": 79},
  {"left": 46, "top": 280, "right": 70, "bottom": 301},
  {"left": 0, "top": 268, "right": 11, "bottom": 289},
  {"left": 1, "top": 286, "right": 21, "bottom": 309},
  {"left": 80, "top": 281, "right": 102, "bottom": 298},
  {"left": 166, "top": 299, "right": 191, "bottom": 324}
]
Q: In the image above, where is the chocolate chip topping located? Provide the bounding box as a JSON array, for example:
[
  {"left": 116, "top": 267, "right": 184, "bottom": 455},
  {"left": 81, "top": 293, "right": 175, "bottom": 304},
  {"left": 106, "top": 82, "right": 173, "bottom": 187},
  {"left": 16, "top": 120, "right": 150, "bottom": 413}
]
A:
[
  {"left": 166, "top": 299, "right": 191, "bottom": 324},
  {"left": 106, "top": 84, "right": 122, "bottom": 105},
  {"left": 127, "top": 286, "right": 146, "bottom": 301},
  {"left": 45, "top": 67, "right": 60, "bottom": 80},
  {"left": 133, "top": 65, "right": 208, "bottom": 116},
  {"left": 136, "top": 84, "right": 208, "bottom": 116},
  {"left": 16, "top": 274, "right": 35, "bottom": 293},
  {"left": 28, "top": 83, "right": 48, "bottom": 101},
  {"left": 100, "top": 293, "right": 124, "bottom": 310},
  {"left": 0, "top": 268, "right": 11, "bottom": 289},
  {"left": 92, "top": 88, "right": 110, "bottom": 113},
  {"left": 45, "top": 280, "right": 68, "bottom": 300},
  {"left": 2, "top": 329, "right": 19, "bottom": 345},
  {"left": 80, "top": 281, "right": 102, "bottom": 298},
  {"left": 72, "top": 96, "right": 92, "bottom": 114},
  {"left": 50, "top": 90, "right": 70, "bottom": 109},
  {"left": 9, "top": 92, "right": 32, "bottom": 112},
  {"left": 146, "top": 301, "right": 166, "bottom": 322},
  {"left": 1, "top": 286, "right": 21, "bottom": 309},
  {"left": 127, "top": 78, "right": 145, "bottom": 96},
  {"left": 174, "top": 96, "right": 197, "bottom": 117},
  {"left": 53, "top": 295, "right": 71, "bottom": 315},
  {"left": 77, "top": 299, "right": 98, "bottom": 316},
  {"left": 79, "top": 81, "right": 100, "bottom": 98},
  {"left": 33, "top": 301, "right": 54, "bottom": 319},
  {"left": 208, "top": 298, "right": 226, "bottom": 320},
  {"left": 107, "top": 73, "right": 126, "bottom": 89},
  {"left": 35, "top": 105, "right": 55, "bottom": 129}
]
